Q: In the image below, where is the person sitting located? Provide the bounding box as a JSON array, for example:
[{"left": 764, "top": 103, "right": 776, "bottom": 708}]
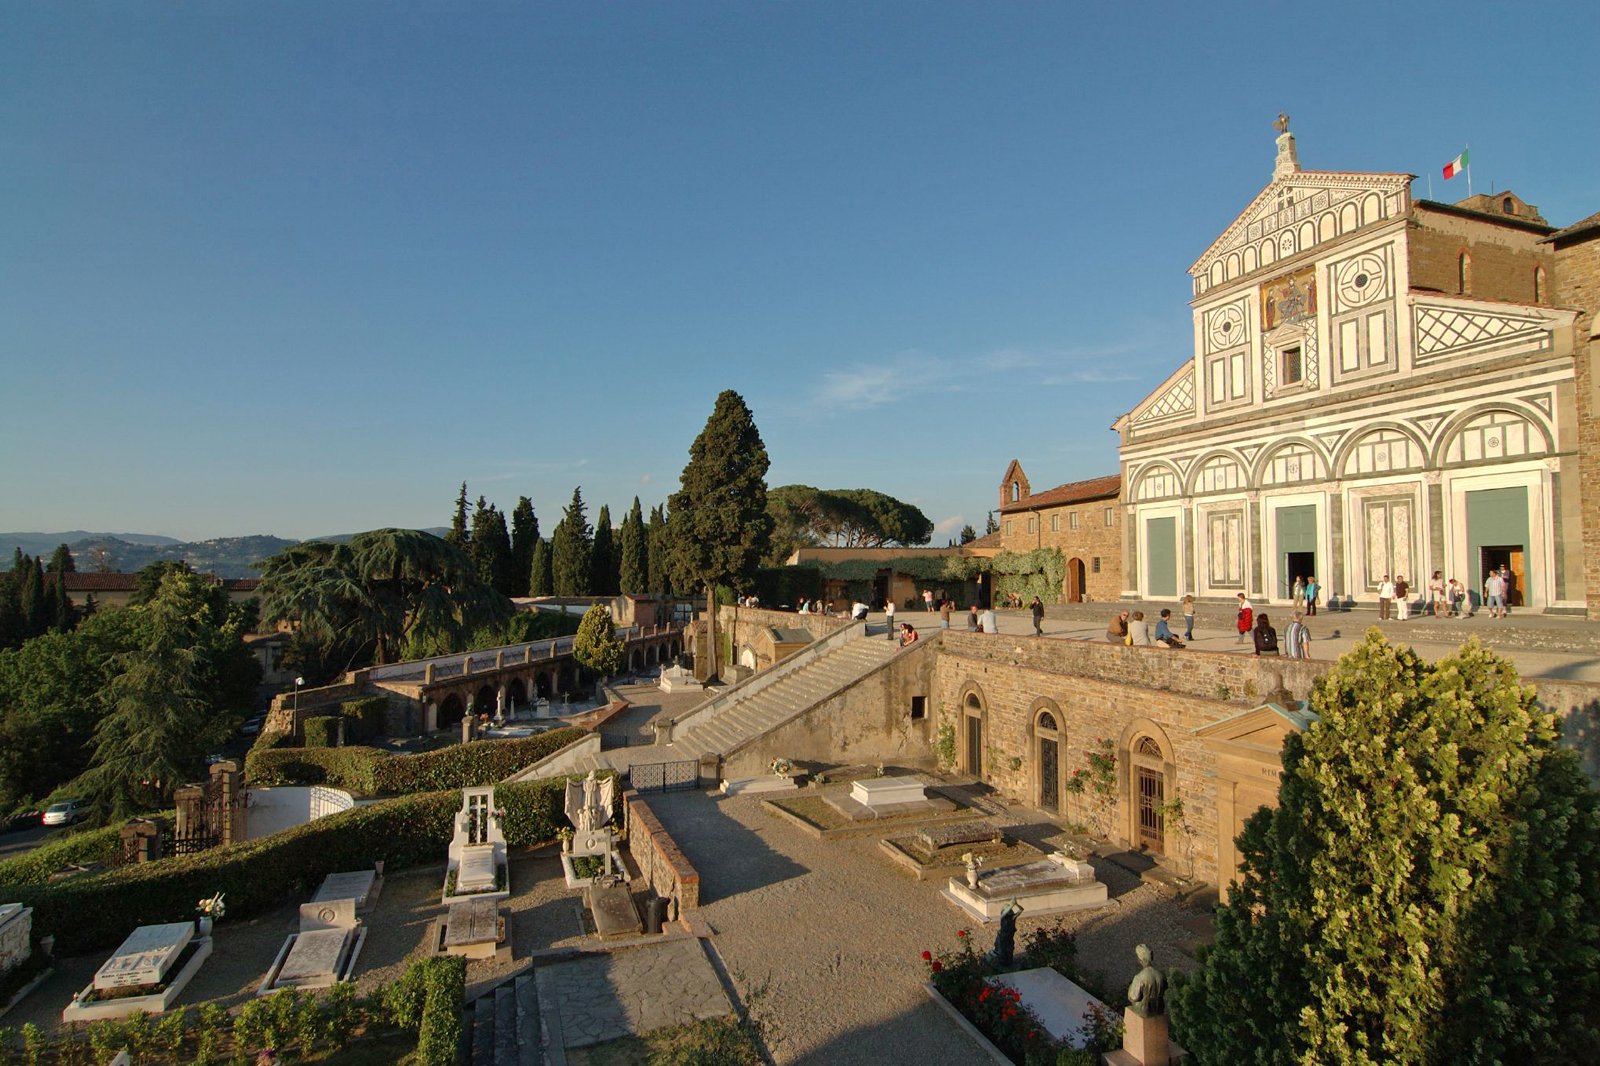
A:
[
  {"left": 851, "top": 601, "right": 869, "bottom": 621},
  {"left": 1153, "top": 608, "right": 1184, "bottom": 649},
  {"left": 898, "top": 623, "right": 919, "bottom": 647},
  {"left": 1252, "top": 612, "right": 1280, "bottom": 656},
  {"left": 1128, "top": 610, "right": 1153, "bottom": 646},
  {"left": 1107, "top": 609, "right": 1131, "bottom": 643}
]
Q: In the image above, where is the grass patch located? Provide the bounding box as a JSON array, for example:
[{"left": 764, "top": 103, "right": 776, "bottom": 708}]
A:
[{"left": 570, "top": 1016, "right": 762, "bottom": 1066}]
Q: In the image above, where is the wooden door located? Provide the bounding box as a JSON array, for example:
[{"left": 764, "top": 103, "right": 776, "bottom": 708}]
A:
[
  {"left": 1508, "top": 549, "right": 1525, "bottom": 607},
  {"left": 1137, "top": 767, "right": 1165, "bottom": 853}
]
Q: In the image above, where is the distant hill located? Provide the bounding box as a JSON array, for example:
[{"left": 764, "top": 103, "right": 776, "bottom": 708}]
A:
[
  {"left": 4, "top": 528, "right": 455, "bottom": 578},
  {"left": 306, "top": 527, "right": 451, "bottom": 544}
]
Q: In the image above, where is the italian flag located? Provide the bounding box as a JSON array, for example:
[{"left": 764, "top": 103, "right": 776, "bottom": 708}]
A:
[{"left": 1443, "top": 149, "right": 1469, "bottom": 179}]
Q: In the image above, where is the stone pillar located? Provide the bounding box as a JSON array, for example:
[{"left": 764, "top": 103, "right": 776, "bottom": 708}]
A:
[
  {"left": 425, "top": 662, "right": 436, "bottom": 684},
  {"left": 118, "top": 820, "right": 163, "bottom": 865},
  {"left": 461, "top": 717, "right": 475, "bottom": 745},
  {"left": 210, "top": 761, "right": 245, "bottom": 847},
  {"left": 425, "top": 700, "right": 438, "bottom": 734},
  {"left": 495, "top": 650, "right": 505, "bottom": 670}
]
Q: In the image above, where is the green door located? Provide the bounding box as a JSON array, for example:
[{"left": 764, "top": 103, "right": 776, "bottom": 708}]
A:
[
  {"left": 1275, "top": 505, "right": 1318, "bottom": 599},
  {"left": 1146, "top": 516, "right": 1177, "bottom": 598},
  {"left": 1466, "top": 487, "right": 1529, "bottom": 599}
]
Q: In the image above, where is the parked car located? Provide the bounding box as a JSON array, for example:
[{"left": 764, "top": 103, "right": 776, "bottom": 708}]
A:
[
  {"left": 42, "top": 799, "right": 91, "bottom": 827},
  {"left": 241, "top": 714, "right": 266, "bottom": 736}
]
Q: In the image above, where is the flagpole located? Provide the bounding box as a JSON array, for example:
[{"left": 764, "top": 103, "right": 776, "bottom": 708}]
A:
[
  {"left": 1427, "top": 173, "right": 1433, "bottom": 201},
  {"left": 1466, "top": 143, "right": 1472, "bottom": 197}
]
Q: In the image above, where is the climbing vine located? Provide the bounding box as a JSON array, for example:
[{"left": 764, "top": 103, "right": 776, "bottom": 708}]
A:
[{"left": 989, "top": 548, "right": 1066, "bottom": 604}]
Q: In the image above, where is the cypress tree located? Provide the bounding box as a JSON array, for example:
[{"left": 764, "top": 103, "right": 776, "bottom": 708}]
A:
[
  {"left": 19, "top": 557, "right": 49, "bottom": 640},
  {"left": 48, "top": 573, "right": 73, "bottom": 633},
  {"left": 551, "top": 487, "right": 591, "bottom": 597},
  {"left": 0, "top": 571, "right": 23, "bottom": 650},
  {"left": 529, "top": 538, "right": 553, "bottom": 597},
  {"left": 47, "top": 544, "right": 75, "bottom": 573},
  {"left": 510, "top": 496, "right": 539, "bottom": 595},
  {"left": 590, "top": 505, "right": 617, "bottom": 596},
  {"left": 619, "top": 497, "right": 647, "bottom": 595},
  {"left": 666, "top": 391, "right": 772, "bottom": 673},
  {"left": 445, "top": 482, "right": 470, "bottom": 548},
  {"left": 470, "top": 497, "right": 516, "bottom": 596},
  {"left": 646, "top": 504, "right": 667, "bottom": 595}
]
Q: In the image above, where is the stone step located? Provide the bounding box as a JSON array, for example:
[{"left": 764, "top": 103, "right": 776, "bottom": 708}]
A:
[
  {"left": 515, "top": 973, "right": 539, "bottom": 1066},
  {"left": 473, "top": 994, "right": 494, "bottom": 1066},
  {"left": 494, "top": 984, "right": 516, "bottom": 1065}
]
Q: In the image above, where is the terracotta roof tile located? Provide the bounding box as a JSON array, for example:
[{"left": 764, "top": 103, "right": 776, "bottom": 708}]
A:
[
  {"left": 1543, "top": 209, "right": 1600, "bottom": 242},
  {"left": 963, "top": 531, "right": 1002, "bottom": 549},
  {"left": 999, "top": 473, "right": 1121, "bottom": 512}
]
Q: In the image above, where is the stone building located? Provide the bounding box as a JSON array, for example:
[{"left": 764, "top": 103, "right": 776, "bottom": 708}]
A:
[
  {"left": 1543, "top": 211, "right": 1600, "bottom": 618},
  {"left": 995, "top": 464, "right": 1123, "bottom": 602},
  {"left": 1115, "top": 125, "right": 1593, "bottom": 613}
]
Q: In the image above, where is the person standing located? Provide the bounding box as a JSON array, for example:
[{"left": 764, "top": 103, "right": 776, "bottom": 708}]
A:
[
  {"left": 1235, "top": 593, "right": 1253, "bottom": 644},
  {"left": 1284, "top": 612, "right": 1311, "bottom": 659},
  {"left": 1428, "top": 571, "right": 1446, "bottom": 617},
  {"left": 940, "top": 599, "right": 953, "bottom": 630},
  {"left": 1182, "top": 594, "right": 1196, "bottom": 640},
  {"left": 1378, "top": 574, "right": 1395, "bottom": 620},
  {"left": 1485, "top": 568, "right": 1506, "bottom": 619},
  {"left": 1499, "top": 565, "right": 1515, "bottom": 614},
  {"left": 1292, "top": 576, "right": 1305, "bottom": 611},
  {"left": 1304, "top": 575, "right": 1319, "bottom": 617},
  {"left": 1447, "top": 577, "right": 1465, "bottom": 617},
  {"left": 1395, "top": 575, "right": 1411, "bottom": 621},
  {"left": 1030, "top": 596, "right": 1045, "bottom": 637},
  {"left": 885, "top": 598, "right": 896, "bottom": 640},
  {"left": 923, "top": 589, "right": 934, "bottom": 613},
  {"left": 1252, "top": 612, "right": 1280, "bottom": 657}
]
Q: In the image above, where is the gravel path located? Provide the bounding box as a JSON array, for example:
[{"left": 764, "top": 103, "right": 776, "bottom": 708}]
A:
[{"left": 644, "top": 784, "right": 1199, "bottom": 1066}]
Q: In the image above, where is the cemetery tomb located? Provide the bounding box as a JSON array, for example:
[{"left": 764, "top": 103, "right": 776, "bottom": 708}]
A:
[
  {"left": 311, "top": 867, "right": 383, "bottom": 912},
  {"left": 445, "top": 785, "right": 510, "bottom": 903},
  {"left": 943, "top": 850, "right": 1110, "bottom": 922},
  {"left": 851, "top": 776, "right": 926, "bottom": 807},
  {"left": 64, "top": 921, "right": 214, "bottom": 1022},
  {"left": 440, "top": 896, "right": 508, "bottom": 961},
  {"left": 561, "top": 770, "right": 624, "bottom": 889},
  {"left": 0, "top": 904, "right": 32, "bottom": 976},
  {"left": 259, "top": 900, "right": 366, "bottom": 994},
  {"left": 586, "top": 883, "right": 643, "bottom": 940}
]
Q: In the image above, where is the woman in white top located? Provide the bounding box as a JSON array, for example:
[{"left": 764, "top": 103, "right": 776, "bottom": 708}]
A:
[{"left": 1128, "top": 610, "right": 1154, "bottom": 646}]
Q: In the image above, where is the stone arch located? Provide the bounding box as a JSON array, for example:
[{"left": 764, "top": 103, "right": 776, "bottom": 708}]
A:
[
  {"left": 1132, "top": 460, "right": 1183, "bottom": 502},
  {"left": 1259, "top": 238, "right": 1276, "bottom": 268},
  {"left": 1187, "top": 450, "right": 1248, "bottom": 496},
  {"left": 1434, "top": 404, "right": 1553, "bottom": 467},
  {"left": 1252, "top": 437, "right": 1329, "bottom": 489},
  {"left": 1210, "top": 261, "right": 1225, "bottom": 287},
  {"left": 1318, "top": 212, "right": 1336, "bottom": 242},
  {"left": 1457, "top": 248, "right": 1472, "bottom": 294},
  {"left": 1244, "top": 244, "right": 1258, "bottom": 273},
  {"left": 506, "top": 678, "right": 527, "bottom": 709},
  {"left": 534, "top": 671, "right": 552, "bottom": 699},
  {"left": 1334, "top": 422, "right": 1429, "bottom": 478},
  {"left": 1117, "top": 718, "right": 1177, "bottom": 855},
  {"left": 473, "top": 685, "right": 496, "bottom": 715},
  {"left": 630, "top": 648, "right": 644, "bottom": 672},
  {"left": 1339, "top": 202, "right": 1359, "bottom": 232},
  {"left": 1031, "top": 698, "right": 1065, "bottom": 814},
  {"left": 646, "top": 645, "right": 659, "bottom": 666},
  {"left": 1298, "top": 220, "right": 1316, "bottom": 250},
  {"left": 1278, "top": 230, "right": 1295, "bottom": 257},
  {"left": 1064, "top": 557, "right": 1086, "bottom": 603},
  {"left": 1361, "top": 192, "right": 1383, "bottom": 225},
  {"left": 957, "top": 682, "right": 989, "bottom": 778},
  {"left": 438, "top": 693, "right": 466, "bottom": 731},
  {"left": 1226, "top": 252, "right": 1242, "bottom": 280}
]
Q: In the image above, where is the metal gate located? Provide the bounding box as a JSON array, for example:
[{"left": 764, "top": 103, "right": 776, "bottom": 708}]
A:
[
  {"left": 630, "top": 759, "right": 699, "bottom": 793},
  {"left": 1138, "top": 766, "right": 1165, "bottom": 853}
]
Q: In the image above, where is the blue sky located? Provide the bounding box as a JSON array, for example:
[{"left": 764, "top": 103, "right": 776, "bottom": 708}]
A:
[{"left": 4, "top": 2, "right": 1595, "bottom": 543}]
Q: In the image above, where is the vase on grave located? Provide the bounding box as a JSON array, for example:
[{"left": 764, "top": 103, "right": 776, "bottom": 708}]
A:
[{"left": 196, "top": 916, "right": 213, "bottom": 938}]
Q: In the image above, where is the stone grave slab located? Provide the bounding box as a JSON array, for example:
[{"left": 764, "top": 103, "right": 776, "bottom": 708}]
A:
[
  {"left": 0, "top": 904, "right": 32, "bottom": 974},
  {"left": 851, "top": 776, "right": 925, "bottom": 807},
  {"left": 916, "top": 820, "right": 1004, "bottom": 852},
  {"left": 991, "top": 968, "right": 1107, "bottom": 1047},
  {"left": 457, "top": 846, "right": 499, "bottom": 893},
  {"left": 276, "top": 929, "right": 352, "bottom": 988},
  {"left": 312, "top": 869, "right": 380, "bottom": 911},
  {"left": 94, "top": 923, "right": 193, "bottom": 991},
  {"left": 587, "top": 883, "right": 642, "bottom": 939},
  {"left": 300, "top": 898, "right": 357, "bottom": 933},
  {"left": 720, "top": 775, "right": 800, "bottom": 797},
  {"left": 441, "top": 896, "right": 507, "bottom": 960},
  {"left": 943, "top": 852, "right": 1109, "bottom": 922}
]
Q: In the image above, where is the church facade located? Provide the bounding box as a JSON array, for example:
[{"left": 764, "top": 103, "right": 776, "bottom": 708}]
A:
[{"left": 1115, "top": 128, "right": 1590, "bottom": 613}]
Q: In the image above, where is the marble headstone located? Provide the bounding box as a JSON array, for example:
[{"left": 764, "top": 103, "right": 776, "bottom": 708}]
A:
[
  {"left": 93, "top": 923, "right": 193, "bottom": 991},
  {"left": 0, "top": 903, "right": 32, "bottom": 974}
]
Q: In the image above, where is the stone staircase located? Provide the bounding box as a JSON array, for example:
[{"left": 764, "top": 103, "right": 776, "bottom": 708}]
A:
[
  {"left": 669, "top": 636, "right": 899, "bottom": 759},
  {"left": 460, "top": 970, "right": 541, "bottom": 1066}
]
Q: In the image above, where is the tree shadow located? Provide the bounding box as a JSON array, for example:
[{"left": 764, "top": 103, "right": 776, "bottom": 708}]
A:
[{"left": 637, "top": 791, "right": 809, "bottom": 905}]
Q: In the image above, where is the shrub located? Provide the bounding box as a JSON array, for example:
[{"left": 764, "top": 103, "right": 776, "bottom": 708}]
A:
[
  {"left": 302, "top": 716, "right": 340, "bottom": 749},
  {"left": 245, "top": 746, "right": 382, "bottom": 792},
  {"left": 413, "top": 956, "right": 466, "bottom": 1066},
  {"left": 0, "top": 824, "right": 124, "bottom": 890},
  {"left": 340, "top": 696, "right": 389, "bottom": 743}
]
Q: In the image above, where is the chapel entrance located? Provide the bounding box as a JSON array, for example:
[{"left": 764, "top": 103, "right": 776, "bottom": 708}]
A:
[
  {"left": 1285, "top": 551, "right": 1316, "bottom": 598},
  {"left": 1480, "top": 546, "right": 1526, "bottom": 607},
  {"left": 1066, "top": 558, "right": 1086, "bottom": 603}
]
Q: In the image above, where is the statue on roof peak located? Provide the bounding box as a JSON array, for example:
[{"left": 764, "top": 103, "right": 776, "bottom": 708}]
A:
[{"left": 1273, "top": 113, "right": 1291, "bottom": 135}]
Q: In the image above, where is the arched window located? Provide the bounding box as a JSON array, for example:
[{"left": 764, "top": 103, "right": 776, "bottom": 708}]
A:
[
  {"left": 1457, "top": 251, "right": 1471, "bottom": 295},
  {"left": 1038, "top": 711, "right": 1058, "bottom": 732},
  {"left": 1534, "top": 266, "right": 1545, "bottom": 304},
  {"left": 1137, "top": 736, "right": 1163, "bottom": 758},
  {"left": 1011, "top": 481, "right": 1021, "bottom": 502},
  {"left": 1503, "top": 197, "right": 1515, "bottom": 214}
]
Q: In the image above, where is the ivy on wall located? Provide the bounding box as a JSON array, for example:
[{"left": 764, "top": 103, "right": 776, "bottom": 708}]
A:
[{"left": 989, "top": 548, "right": 1066, "bottom": 604}]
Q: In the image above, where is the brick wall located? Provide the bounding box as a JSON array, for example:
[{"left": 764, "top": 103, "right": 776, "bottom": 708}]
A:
[
  {"left": 1552, "top": 231, "right": 1600, "bottom": 618},
  {"left": 624, "top": 790, "right": 701, "bottom": 915},
  {"left": 998, "top": 502, "right": 1124, "bottom": 601},
  {"left": 1409, "top": 209, "right": 1553, "bottom": 301}
]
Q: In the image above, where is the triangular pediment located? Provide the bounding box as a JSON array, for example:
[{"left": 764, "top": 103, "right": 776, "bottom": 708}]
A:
[
  {"left": 1195, "top": 701, "right": 1318, "bottom": 751},
  {"left": 1116, "top": 361, "right": 1196, "bottom": 433},
  {"left": 1190, "top": 171, "right": 1414, "bottom": 279}
]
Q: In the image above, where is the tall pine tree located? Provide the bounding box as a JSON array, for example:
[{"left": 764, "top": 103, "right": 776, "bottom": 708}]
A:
[
  {"left": 646, "top": 504, "right": 667, "bottom": 595},
  {"left": 47, "top": 544, "right": 76, "bottom": 574},
  {"left": 510, "top": 497, "right": 539, "bottom": 596},
  {"left": 529, "top": 537, "right": 553, "bottom": 597},
  {"left": 470, "top": 497, "right": 516, "bottom": 596},
  {"left": 590, "top": 505, "right": 617, "bottom": 596},
  {"left": 551, "top": 487, "right": 591, "bottom": 596},
  {"left": 445, "top": 482, "right": 470, "bottom": 548},
  {"left": 619, "top": 497, "right": 647, "bottom": 595},
  {"left": 667, "top": 391, "right": 771, "bottom": 673}
]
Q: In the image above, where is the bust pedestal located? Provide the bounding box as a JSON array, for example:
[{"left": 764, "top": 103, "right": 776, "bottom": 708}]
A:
[{"left": 1101, "top": 1007, "right": 1187, "bottom": 1066}]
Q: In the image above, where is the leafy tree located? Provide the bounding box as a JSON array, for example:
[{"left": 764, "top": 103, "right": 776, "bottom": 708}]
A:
[
  {"left": 0, "top": 570, "right": 24, "bottom": 650},
  {"left": 618, "top": 497, "right": 647, "bottom": 595},
  {"left": 509, "top": 496, "right": 539, "bottom": 595},
  {"left": 590, "top": 505, "right": 617, "bottom": 596},
  {"left": 445, "top": 482, "right": 470, "bottom": 549},
  {"left": 667, "top": 391, "right": 771, "bottom": 673},
  {"left": 529, "top": 538, "right": 553, "bottom": 597},
  {"left": 646, "top": 504, "right": 667, "bottom": 595},
  {"left": 765, "top": 484, "right": 933, "bottom": 558},
  {"left": 1171, "top": 632, "right": 1600, "bottom": 1064},
  {"left": 0, "top": 629, "right": 110, "bottom": 809},
  {"left": 259, "top": 529, "right": 509, "bottom": 666},
  {"left": 572, "top": 604, "right": 624, "bottom": 681},
  {"left": 960, "top": 524, "right": 978, "bottom": 544},
  {"left": 470, "top": 497, "right": 516, "bottom": 596},
  {"left": 131, "top": 560, "right": 194, "bottom": 606},
  {"left": 551, "top": 487, "right": 591, "bottom": 597}
]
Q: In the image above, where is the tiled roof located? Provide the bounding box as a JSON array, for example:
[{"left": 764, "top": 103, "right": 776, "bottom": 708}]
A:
[
  {"left": 963, "top": 531, "right": 1001, "bottom": 549},
  {"left": 999, "top": 473, "right": 1122, "bottom": 513},
  {"left": 1543, "top": 210, "right": 1600, "bottom": 242}
]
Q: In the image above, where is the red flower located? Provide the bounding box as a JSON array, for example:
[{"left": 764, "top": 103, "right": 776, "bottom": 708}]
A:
[
  {"left": 1002, "top": 1007, "right": 1016, "bottom": 1020},
  {"left": 979, "top": 987, "right": 991, "bottom": 1002},
  {"left": 956, "top": 929, "right": 969, "bottom": 938},
  {"left": 930, "top": 960, "right": 943, "bottom": 972},
  {"left": 921, "top": 950, "right": 931, "bottom": 961}
]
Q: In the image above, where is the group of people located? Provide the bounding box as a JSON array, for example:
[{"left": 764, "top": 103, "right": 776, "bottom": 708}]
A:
[
  {"left": 1105, "top": 607, "right": 1189, "bottom": 650},
  {"left": 1375, "top": 566, "right": 1515, "bottom": 620},
  {"left": 1229, "top": 593, "right": 1314, "bottom": 659}
]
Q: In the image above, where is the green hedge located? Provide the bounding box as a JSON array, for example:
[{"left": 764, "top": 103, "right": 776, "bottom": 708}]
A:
[
  {"left": 15, "top": 773, "right": 593, "bottom": 956},
  {"left": 303, "top": 715, "right": 340, "bottom": 749},
  {"left": 340, "top": 695, "right": 388, "bottom": 742},
  {"left": 0, "top": 823, "right": 127, "bottom": 890},
  {"left": 414, "top": 956, "right": 467, "bottom": 1066},
  {"left": 244, "top": 727, "right": 588, "bottom": 796}
]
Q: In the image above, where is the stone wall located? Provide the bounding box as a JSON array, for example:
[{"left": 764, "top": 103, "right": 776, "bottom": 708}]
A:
[
  {"left": 998, "top": 501, "right": 1124, "bottom": 602},
  {"left": 624, "top": 790, "right": 700, "bottom": 916},
  {"left": 1553, "top": 229, "right": 1600, "bottom": 619},
  {"left": 1409, "top": 207, "right": 1554, "bottom": 301}
]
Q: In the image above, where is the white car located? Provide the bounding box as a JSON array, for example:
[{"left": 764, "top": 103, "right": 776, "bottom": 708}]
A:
[{"left": 42, "top": 799, "right": 90, "bottom": 827}]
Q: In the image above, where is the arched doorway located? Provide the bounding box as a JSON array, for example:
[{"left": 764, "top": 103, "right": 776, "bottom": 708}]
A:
[
  {"left": 961, "top": 691, "right": 985, "bottom": 777},
  {"left": 534, "top": 672, "right": 551, "bottom": 699},
  {"left": 437, "top": 694, "right": 466, "bottom": 731},
  {"left": 473, "top": 685, "right": 496, "bottom": 715},
  {"left": 630, "top": 649, "right": 645, "bottom": 672},
  {"left": 1066, "top": 558, "right": 1086, "bottom": 603},
  {"left": 1130, "top": 735, "right": 1166, "bottom": 854},
  {"left": 506, "top": 678, "right": 527, "bottom": 710},
  {"left": 1035, "top": 708, "right": 1062, "bottom": 813}
]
